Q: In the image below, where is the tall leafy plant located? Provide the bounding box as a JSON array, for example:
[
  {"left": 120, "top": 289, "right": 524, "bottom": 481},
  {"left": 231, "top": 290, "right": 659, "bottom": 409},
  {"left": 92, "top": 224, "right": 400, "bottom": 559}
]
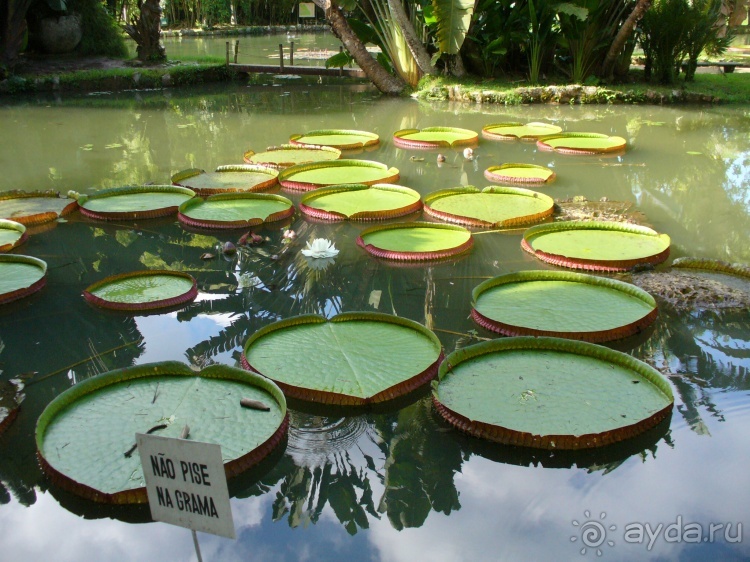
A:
[
  {"left": 526, "top": 0, "right": 557, "bottom": 84},
  {"left": 681, "top": 0, "right": 732, "bottom": 81},
  {"left": 640, "top": 0, "right": 690, "bottom": 83}
]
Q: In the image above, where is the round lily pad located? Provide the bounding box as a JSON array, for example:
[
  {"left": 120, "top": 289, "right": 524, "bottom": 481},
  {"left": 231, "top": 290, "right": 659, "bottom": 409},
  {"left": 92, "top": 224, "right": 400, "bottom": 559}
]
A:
[
  {"left": 78, "top": 186, "right": 195, "bottom": 221},
  {"left": 484, "top": 164, "right": 556, "bottom": 185},
  {"left": 432, "top": 336, "right": 674, "bottom": 449},
  {"left": 522, "top": 221, "right": 671, "bottom": 272},
  {"left": 0, "top": 254, "right": 47, "bottom": 305},
  {"left": 242, "top": 312, "right": 442, "bottom": 406},
  {"left": 392, "top": 127, "right": 479, "bottom": 149},
  {"left": 278, "top": 160, "right": 400, "bottom": 192},
  {"left": 537, "top": 133, "right": 627, "bottom": 155},
  {"left": 172, "top": 165, "right": 279, "bottom": 196},
  {"left": 289, "top": 129, "right": 380, "bottom": 150},
  {"left": 83, "top": 270, "right": 198, "bottom": 312},
  {"left": 357, "top": 222, "right": 473, "bottom": 261},
  {"left": 424, "top": 186, "right": 554, "bottom": 228},
  {"left": 299, "top": 183, "right": 422, "bottom": 221},
  {"left": 0, "top": 190, "right": 78, "bottom": 226},
  {"left": 178, "top": 193, "right": 294, "bottom": 229},
  {"left": 0, "top": 219, "right": 27, "bottom": 252},
  {"left": 472, "top": 270, "right": 658, "bottom": 342},
  {"left": 482, "top": 122, "right": 563, "bottom": 141},
  {"left": 243, "top": 144, "right": 341, "bottom": 169},
  {"left": 36, "top": 361, "right": 288, "bottom": 503}
]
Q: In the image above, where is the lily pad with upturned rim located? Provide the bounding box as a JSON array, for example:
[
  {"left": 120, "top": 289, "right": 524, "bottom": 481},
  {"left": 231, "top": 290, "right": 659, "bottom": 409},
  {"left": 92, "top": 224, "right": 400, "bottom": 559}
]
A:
[
  {"left": 178, "top": 193, "right": 294, "bottom": 229},
  {"left": 522, "top": 221, "right": 671, "bottom": 272},
  {"left": 83, "top": 270, "right": 197, "bottom": 312},
  {"left": 392, "top": 127, "right": 479, "bottom": 149},
  {"left": 357, "top": 222, "right": 473, "bottom": 261},
  {"left": 484, "top": 164, "right": 556, "bottom": 185},
  {"left": 0, "top": 254, "right": 47, "bottom": 305},
  {"left": 171, "top": 165, "right": 279, "bottom": 196},
  {"left": 423, "top": 186, "right": 554, "bottom": 228},
  {"left": 299, "top": 183, "right": 422, "bottom": 221},
  {"left": 471, "top": 270, "right": 658, "bottom": 342},
  {"left": 482, "top": 122, "right": 563, "bottom": 141},
  {"left": 432, "top": 336, "right": 674, "bottom": 449},
  {"left": 537, "top": 132, "right": 627, "bottom": 155},
  {"left": 243, "top": 144, "right": 341, "bottom": 169},
  {"left": 77, "top": 185, "right": 195, "bottom": 221},
  {"left": 278, "top": 160, "right": 400, "bottom": 191},
  {"left": 289, "top": 129, "right": 380, "bottom": 150},
  {"left": 0, "top": 220, "right": 27, "bottom": 252},
  {"left": 242, "top": 312, "right": 443, "bottom": 406},
  {"left": 0, "top": 190, "right": 78, "bottom": 226},
  {"left": 36, "top": 361, "right": 288, "bottom": 504}
]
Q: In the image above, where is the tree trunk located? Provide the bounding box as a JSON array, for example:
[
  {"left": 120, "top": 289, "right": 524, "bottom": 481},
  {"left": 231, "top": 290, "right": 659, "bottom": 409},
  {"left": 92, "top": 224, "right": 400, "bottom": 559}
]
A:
[
  {"left": 387, "top": 0, "right": 436, "bottom": 76},
  {"left": 123, "top": 0, "right": 166, "bottom": 62},
  {"left": 0, "top": 0, "right": 33, "bottom": 79},
  {"left": 313, "top": 0, "right": 405, "bottom": 95},
  {"left": 600, "top": 0, "right": 652, "bottom": 81}
]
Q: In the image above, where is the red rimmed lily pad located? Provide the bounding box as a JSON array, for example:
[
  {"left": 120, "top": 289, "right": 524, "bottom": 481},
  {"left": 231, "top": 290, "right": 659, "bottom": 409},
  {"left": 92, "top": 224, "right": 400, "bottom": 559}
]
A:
[
  {"left": 242, "top": 312, "right": 443, "bottom": 406},
  {"left": 289, "top": 129, "right": 380, "bottom": 150},
  {"left": 0, "top": 254, "right": 47, "bottom": 305},
  {"left": 482, "top": 122, "right": 562, "bottom": 141},
  {"left": 357, "top": 222, "right": 473, "bottom": 261},
  {"left": 278, "top": 160, "right": 400, "bottom": 191},
  {"left": 424, "top": 186, "right": 554, "bottom": 228},
  {"left": 178, "top": 193, "right": 294, "bottom": 229},
  {"left": 0, "top": 219, "right": 27, "bottom": 252},
  {"left": 522, "top": 221, "right": 671, "bottom": 272},
  {"left": 471, "top": 270, "right": 658, "bottom": 342},
  {"left": 0, "top": 190, "right": 78, "bottom": 226},
  {"left": 392, "top": 127, "right": 478, "bottom": 149},
  {"left": 77, "top": 186, "right": 195, "bottom": 221},
  {"left": 243, "top": 144, "right": 341, "bottom": 169},
  {"left": 83, "top": 270, "right": 197, "bottom": 312},
  {"left": 36, "top": 361, "right": 288, "bottom": 504},
  {"left": 172, "top": 165, "right": 279, "bottom": 196},
  {"left": 432, "top": 336, "right": 674, "bottom": 449},
  {"left": 299, "top": 183, "right": 422, "bottom": 221},
  {"left": 484, "top": 163, "right": 556, "bottom": 185},
  {"left": 537, "top": 133, "right": 627, "bottom": 155}
]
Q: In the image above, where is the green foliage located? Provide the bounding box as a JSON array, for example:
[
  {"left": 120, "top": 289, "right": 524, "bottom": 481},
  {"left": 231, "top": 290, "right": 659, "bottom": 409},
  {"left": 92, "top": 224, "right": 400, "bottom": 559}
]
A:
[
  {"left": 68, "top": 0, "right": 128, "bottom": 57},
  {"left": 431, "top": 0, "right": 474, "bottom": 55}
]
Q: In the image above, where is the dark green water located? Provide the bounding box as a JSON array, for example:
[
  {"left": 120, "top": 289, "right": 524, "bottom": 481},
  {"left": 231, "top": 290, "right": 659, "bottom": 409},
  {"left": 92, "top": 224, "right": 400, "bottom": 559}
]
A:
[{"left": 0, "top": 75, "right": 748, "bottom": 561}]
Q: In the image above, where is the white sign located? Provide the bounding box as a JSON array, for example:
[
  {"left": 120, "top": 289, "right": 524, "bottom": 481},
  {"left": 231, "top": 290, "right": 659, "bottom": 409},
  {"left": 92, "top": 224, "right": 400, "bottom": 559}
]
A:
[{"left": 137, "top": 433, "right": 236, "bottom": 539}]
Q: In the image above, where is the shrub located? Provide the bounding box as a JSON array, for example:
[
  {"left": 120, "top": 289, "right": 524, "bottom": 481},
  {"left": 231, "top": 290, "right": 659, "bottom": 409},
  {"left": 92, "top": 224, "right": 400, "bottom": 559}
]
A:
[{"left": 68, "top": 0, "right": 128, "bottom": 57}]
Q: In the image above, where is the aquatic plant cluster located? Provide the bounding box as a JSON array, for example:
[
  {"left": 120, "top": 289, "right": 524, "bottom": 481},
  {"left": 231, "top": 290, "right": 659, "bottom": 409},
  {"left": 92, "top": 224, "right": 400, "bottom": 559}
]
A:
[{"left": 1, "top": 121, "right": 746, "bottom": 503}]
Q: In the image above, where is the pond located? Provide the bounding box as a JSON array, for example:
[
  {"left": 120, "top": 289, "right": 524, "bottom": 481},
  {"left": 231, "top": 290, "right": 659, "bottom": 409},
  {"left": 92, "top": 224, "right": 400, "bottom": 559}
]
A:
[{"left": 0, "top": 73, "right": 748, "bottom": 562}]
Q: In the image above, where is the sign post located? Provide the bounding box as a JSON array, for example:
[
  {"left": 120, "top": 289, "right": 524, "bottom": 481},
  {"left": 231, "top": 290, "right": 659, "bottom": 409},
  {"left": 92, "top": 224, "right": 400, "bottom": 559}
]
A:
[{"left": 137, "top": 432, "right": 236, "bottom": 557}]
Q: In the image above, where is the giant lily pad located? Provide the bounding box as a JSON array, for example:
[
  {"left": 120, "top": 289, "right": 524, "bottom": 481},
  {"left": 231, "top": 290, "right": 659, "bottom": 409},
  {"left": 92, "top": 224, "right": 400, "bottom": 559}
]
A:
[
  {"left": 83, "top": 270, "right": 197, "bottom": 312},
  {"left": 0, "top": 219, "right": 27, "bottom": 252},
  {"left": 472, "top": 270, "right": 658, "bottom": 342},
  {"left": 0, "top": 190, "right": 78, "bottom": 226},
  {"left": 243, "top": 144, "right": 341, "bottom": 169},
  {"left": 537, "top": 133, "right": 627, "bottom": 155},
  {"left": 357, "top": 222, "right": 473, "bottom": 261},
  {"left": 278, "top": 160, "right": 400, "bottom": 191},
  {"left": 299, "top": 183, "right": 422, "bottom": 221},
  {"left": 432, "top": 336, "right": 674, "bottom": 449},
  {"left": 178, "top": 193, "right": 294, "bottom": 229},
  {"left": 78, "top": 186, "right": 195, "bottom": 221},
  {"left": 242, "top": 312, "right": 442, "bottom": 406},
  {"left": 0, "top": 254, "right": 47, "bottom": 304},
  {"left": 482, "top": 122, "right": 563, "bottom": 141},
  {"left": 172, "top": 165, "right": 279, "bottom": 196},
  {"left": 484, "top": 164, "right": 556, "bottom": 185},
  {"left": 522, "top": 221, "right": 671, "bottom": 272},
  {"left": 392, "top": 127, "right": 478, "bottom": 149},
  {"left": 289, "top": 129, "right": 380, "bottom": 150},
  {"left": 424, "top": 186, "right": 554, "bottom": 228},
  {"left": 36, "top": 361, "right": 288, "bottom": 503}
]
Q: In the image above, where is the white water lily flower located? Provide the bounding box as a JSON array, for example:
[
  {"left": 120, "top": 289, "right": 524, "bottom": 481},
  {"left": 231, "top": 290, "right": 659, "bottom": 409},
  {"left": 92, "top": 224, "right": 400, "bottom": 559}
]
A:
[{"left": 301, "top": 238, "right": 339, "bottom": 258}]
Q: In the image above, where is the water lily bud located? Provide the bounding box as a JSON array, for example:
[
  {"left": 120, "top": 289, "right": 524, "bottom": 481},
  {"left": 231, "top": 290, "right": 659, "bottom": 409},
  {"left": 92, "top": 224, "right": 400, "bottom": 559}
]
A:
[{"left": 222, "top": 241, "right": 237, "bottom": 255}]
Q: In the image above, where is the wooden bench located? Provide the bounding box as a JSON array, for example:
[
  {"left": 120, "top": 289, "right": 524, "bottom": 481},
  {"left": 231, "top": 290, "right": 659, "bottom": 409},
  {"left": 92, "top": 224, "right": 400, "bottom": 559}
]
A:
[{"left": 682, "top": 61, "right": 744, "bottom": 73}]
